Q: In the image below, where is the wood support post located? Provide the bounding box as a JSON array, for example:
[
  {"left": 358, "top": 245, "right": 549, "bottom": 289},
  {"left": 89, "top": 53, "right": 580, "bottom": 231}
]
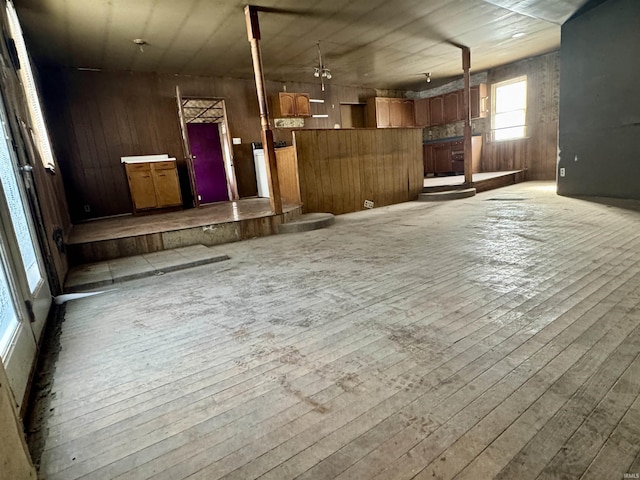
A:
[
  {"left": 245, "top": 5, "right": 282, "bottom": 214},
  {"left": 462, "top": 47, "right": 472, "bottom": 186}
]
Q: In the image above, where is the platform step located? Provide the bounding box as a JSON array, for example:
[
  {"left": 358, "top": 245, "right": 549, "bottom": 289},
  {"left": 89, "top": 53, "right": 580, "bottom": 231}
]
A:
[
  {"left": 418, "top": 187, "right": 477, "bottom": 201},
  {"left": 64, "top": 245, "right": 229, "bottom": 292},
  {"left": 278, "top": 213, "right": 335, "bottom": 234}
]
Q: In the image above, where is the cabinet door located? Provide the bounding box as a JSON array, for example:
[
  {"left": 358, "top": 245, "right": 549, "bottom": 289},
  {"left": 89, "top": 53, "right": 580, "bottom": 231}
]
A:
[
  {"left": 471, "top": 83, "right": 488, "bottom": 119},
  {"left": 444, "top": 92, "right": 459, "bottom": 124},
  {"left": 429, "top": 96, "right": 444, "bottom": 126},
  {"left": 389, "top": 99, "right": 403, "bottom": 127},
  {"left": 127, "top": 168, "right": 157, "bottom": 210},
  {"left": 434, "top": 144, "right": 452, "bottom": 174},
  {"left": 423, "top": 144, "right": 434, "bottom": 175},
  {"left": 376, "top": 98, "right": 391, "bottom": 127},
  {"left": 152, "top": 165, "right": 182, "bottom": 207},
  {"left": 401, "top": 100, "right": 415, "bottom": 127},
  {"left": 470, "top": 86, "right": 480, "bottom": 119},
  {"left": 414, "top": 98, "right": 430, "bottom": 127},
  {"left": 295, "top": 93, "right": 311, "bottom": 117},
  {"left": 278, "top": 92, "right": 296, "bottom": 117}
]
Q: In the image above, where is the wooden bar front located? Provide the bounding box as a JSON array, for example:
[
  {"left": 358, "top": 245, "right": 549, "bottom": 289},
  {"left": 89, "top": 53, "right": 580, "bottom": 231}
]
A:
[{"left": 290, "top": 129, "right": 423, "bottom": 215}]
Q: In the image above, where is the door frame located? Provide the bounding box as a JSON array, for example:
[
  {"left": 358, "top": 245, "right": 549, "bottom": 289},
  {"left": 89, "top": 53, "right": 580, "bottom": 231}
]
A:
[
  {"left": 175, "top": 90, "right": 239, "bottom": 205},
  {"left": 0, "top": 93, "right": 51, "bottom": 411},
  {"left": 176, "top": 86, "right": 200, "bottom": 208}
]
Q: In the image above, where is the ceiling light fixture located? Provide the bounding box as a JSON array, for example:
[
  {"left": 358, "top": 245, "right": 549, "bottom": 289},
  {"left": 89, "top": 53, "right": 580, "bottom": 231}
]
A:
[
  {"left": 314, "top": 41, "right": 332, "bottom": 91},
  {"left": 133, "top": 38, "right": 148, "bottom": 52},
  {"left": 426, "top": 72, "right": 432, "bottom": 83},
  {"left": 512, "top": 32, "right": 526, "bottom": 39}
]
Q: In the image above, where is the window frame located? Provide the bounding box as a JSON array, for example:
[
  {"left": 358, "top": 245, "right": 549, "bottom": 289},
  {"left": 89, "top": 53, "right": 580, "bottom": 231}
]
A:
[
  {"left": 491, "top": 75, "right": 528, "bottom": 142},
  {"left": 5, "top": 0, "right": 56, "bottom": 170}
]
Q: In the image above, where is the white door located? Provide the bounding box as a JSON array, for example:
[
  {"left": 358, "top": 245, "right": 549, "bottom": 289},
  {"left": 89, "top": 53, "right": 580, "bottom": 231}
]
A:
[{"left": 0, "top": 93, "right": 51, "bottom": 410}]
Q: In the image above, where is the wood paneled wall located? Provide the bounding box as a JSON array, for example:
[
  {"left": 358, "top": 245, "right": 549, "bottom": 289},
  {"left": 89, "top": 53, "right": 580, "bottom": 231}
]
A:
[
  {"left": 481, "top": 51, "right": 559, "bottom": 180},
  {"left": 292, "top": 129, "right": 423, "bottom": 215},
  {"left": 40, "top": 68, "right": 376, "bottom": 222},
  {"left": 0, "top": 5, "right": 70, "bottom": 292}
]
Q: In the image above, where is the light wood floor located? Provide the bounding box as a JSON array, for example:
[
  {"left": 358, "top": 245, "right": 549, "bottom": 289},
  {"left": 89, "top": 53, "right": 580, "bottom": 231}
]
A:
[{"left": 34, "top": 181, "right": 640, "bottom": 480}]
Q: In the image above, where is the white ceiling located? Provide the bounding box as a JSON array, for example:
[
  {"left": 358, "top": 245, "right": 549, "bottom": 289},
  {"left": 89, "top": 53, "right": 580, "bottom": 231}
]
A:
[{"left": 13, "top": 0, "right": 588, "bottom": 90}]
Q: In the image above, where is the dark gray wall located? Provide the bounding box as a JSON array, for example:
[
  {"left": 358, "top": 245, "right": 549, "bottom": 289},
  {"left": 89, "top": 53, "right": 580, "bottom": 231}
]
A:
[{"left": 557, "top": 0, "right": 640, "bottom": 199}]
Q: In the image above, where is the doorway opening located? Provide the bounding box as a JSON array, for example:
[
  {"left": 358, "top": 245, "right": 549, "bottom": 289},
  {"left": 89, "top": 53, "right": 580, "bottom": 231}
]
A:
[
  {"left": 176, "top": 94, "right": 238, "bottom": 206},
  {"left": 340, "top": 103, "right": 366, "bottom": 128}
]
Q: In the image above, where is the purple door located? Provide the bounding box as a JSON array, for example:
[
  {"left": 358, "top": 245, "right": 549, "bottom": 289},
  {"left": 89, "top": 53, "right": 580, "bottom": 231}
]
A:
[{"left": 186, "top": 123, "right": 229, "bottom": 204}]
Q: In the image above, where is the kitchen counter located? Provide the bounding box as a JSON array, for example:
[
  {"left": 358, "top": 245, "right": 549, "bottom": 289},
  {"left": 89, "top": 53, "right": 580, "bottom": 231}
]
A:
[
  {"left": 121, "top": 154, "right": 176, "bottom": 164},
  {"left": 423, "top": 133, "right": 481, "bottom": 145}
]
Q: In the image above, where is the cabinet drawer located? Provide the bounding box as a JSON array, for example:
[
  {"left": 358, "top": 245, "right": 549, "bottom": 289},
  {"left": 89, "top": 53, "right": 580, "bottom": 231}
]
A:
[
  {"left": 125, "top": 163, "right": 151, "bottom": 172},
  {"left": 152, "top": 161, "right": 177, "bottom": 170}
]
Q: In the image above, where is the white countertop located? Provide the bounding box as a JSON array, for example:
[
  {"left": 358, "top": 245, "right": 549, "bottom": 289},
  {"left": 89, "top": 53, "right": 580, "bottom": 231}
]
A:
[{"left": 121, "top": 154, "right": 176, "bottom": 164}]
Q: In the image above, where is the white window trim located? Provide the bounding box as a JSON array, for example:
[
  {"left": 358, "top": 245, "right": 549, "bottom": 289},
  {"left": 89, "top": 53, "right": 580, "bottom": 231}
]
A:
[{"left": 491, "top": 75, "right": 528, "bottom": 142}]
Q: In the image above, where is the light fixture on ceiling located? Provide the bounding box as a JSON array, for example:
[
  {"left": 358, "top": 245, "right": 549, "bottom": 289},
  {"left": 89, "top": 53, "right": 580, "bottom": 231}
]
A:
[
  {"left": 512, "top": 32, "right": 526, "bottom": 39},
  {"left": 314, "top": 41, "right": 332, "bottom": 91},
  {"left": 425, "top": 72, "right": 432, "bottom": 83},
  {"left": 133, "top": 38, "right": 148, "bottom": 52}
]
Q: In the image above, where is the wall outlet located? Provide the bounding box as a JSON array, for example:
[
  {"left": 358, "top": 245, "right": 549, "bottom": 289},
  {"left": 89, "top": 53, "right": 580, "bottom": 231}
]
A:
[
  {"left": 83, "top": 204, "right": 91, "bottom": 212},
  {"left": 560, "top": 167, "right": 566, "bottom": 177},
  {"left": 364, "top": 200, "right": 374, "bottom": 209},
  {"left": 232, "top": 137, "right": 241, "bottom": 145}
]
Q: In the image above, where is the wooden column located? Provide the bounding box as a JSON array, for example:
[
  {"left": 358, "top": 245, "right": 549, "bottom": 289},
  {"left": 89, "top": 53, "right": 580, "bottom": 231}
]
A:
[
  {"left": 245, "top": 5, "right": 282, "bottom": 214},
  {"left": 462, "top": 47, "right": 472, "bottom": 186}
]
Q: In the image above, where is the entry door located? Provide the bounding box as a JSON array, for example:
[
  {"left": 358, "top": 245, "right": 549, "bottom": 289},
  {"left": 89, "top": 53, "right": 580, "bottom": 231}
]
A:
[
  {"left": 0, "top": 95, "right": 51, "bottom": 409},
  {"left": 186, "top": 123, "right": 230, "bottom": 204}
]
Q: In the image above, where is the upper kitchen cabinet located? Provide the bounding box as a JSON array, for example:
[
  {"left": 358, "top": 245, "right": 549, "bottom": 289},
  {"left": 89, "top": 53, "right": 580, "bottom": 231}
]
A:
[
  {"left": 400, "top": 100, "right": 415, "bottom": 127},
  {"left": 271, "top": 92, "right": 311, "bottom": 117},
  {"left": 418, "top": 83, "right": 489, "bottom": 127},
  {"left": 444, "top": 92, "right": 460, "bottom": 124},
  {"left": 367, "top": 97, "right": 415, "bottom": 128},
  {"left": 414, "top": 98, "right": 431, "bottom": 127},
  {"left": 470, "top": 84, "right": 489, "bottom": 119},
  {"left": 429, "top": 96, "right": 444, "bottom": 126}
]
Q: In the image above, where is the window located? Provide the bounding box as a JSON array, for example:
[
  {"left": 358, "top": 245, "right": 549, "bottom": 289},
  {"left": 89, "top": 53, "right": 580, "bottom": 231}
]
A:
[
  {"left": 492, "top": 76, "right": 527, "bottom": 141},
  {"left": 6, "top": 0, "right": 56, "bottom": 169}
]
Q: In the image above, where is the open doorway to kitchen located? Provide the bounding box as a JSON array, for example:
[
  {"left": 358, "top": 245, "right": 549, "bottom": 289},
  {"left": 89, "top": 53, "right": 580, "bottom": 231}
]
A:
[{"left": 176, "top": 91, "right": 238, "bottom": 206}]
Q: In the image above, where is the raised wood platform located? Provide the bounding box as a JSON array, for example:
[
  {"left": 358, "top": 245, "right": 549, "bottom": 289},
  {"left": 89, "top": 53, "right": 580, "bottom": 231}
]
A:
[
  {"left": 67, "top": 198, "right": 302, "bottom": 265},
  {"left": 423, "top": 170, "right": 525, "bottom": 194}
]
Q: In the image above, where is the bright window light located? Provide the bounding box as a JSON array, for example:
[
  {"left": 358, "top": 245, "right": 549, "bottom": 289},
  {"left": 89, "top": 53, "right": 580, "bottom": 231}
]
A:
[
  {"left": 492, "top": 76, "right": 527, "bottom": 141},
  {"left": 6, "top": 0, "right": 56, "bottom": 169}
]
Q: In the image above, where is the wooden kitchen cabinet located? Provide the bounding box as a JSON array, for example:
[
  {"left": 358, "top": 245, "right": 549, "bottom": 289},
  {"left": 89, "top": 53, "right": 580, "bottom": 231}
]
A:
[
  {"left": 125, "top": 161, "right": 182, "bottom": 213},
  {"left": 423, "top": 136, "right": 483, "bottom": 175},
  {"left": 422, "top": 144, "right": 434, "bottom": 175},
  {"left": 389, "top": 99, "right": 404, "bottom": 127},
  {"left": 414, "top": 98, "right": 430, "bottom": 127},
  {"left": 444, "top": 92, "right": 460, "bottom": 124},
  {"left": 271, "top": 92, "right": 311, "bottom": 117},
  {"left": 429, "top": 96, "right": 444, "bottom": 126},
  {"left": 433, "top": 143, "right": 452, "bottom": 174},
  {"left": 470, "top": 84, "right": 488, "bottom": 119},
  {"left": 367, "top": 97, "right": 414, "bottom": 127},
  {"left": 367, "top": 97, "right": 390, "bottom": 127},
  {"left": 417, "top": 83, "right": 488, "bottom": 127},
  {"left": 400, "top": 100, "right": 415, "bottom": 127}
]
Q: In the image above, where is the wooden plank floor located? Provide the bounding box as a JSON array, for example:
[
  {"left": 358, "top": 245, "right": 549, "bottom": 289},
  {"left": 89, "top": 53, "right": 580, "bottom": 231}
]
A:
[{"left": 32, "top": 181, "right": 640, "bottom": 480}]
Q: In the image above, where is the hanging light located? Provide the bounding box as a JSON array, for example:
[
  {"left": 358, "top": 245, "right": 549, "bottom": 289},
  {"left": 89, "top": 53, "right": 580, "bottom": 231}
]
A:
[
  {"left": 426, "top": 72, "right": 432, "bottom": 83},
  {"left": 314, "top": 41, "right": 332, "bottom": 91}
]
